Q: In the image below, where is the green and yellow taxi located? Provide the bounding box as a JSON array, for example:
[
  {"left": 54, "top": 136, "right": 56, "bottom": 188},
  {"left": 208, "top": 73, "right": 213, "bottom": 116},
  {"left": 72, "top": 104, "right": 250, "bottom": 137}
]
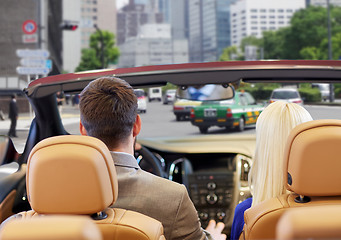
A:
[{"left": 190, "top": 91, "right": 264, "bottom": 133}]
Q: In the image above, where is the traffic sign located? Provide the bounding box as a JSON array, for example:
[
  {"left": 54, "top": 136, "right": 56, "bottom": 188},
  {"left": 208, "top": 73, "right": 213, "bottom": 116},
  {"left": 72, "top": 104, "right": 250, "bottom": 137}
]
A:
[
  {"left": 16, "top": 67, "right": 50, "bottom": 75},
  {"left": 20, "top": 58, "right": 50, "bottom": 67},
  {"left": 16, "top": 49, "right": 50, "bottom": 58},
  {"left": 22, "top": 20, "right": 37, "bottom": 34},
  {"left": 22, "top": 34, "right": 38, "bottom": 43}
]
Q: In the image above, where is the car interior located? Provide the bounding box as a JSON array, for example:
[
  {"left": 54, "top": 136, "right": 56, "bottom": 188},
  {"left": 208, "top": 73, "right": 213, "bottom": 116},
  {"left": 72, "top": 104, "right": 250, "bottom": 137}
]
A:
[
  {"left": 0, "top": 60, "right": 341, "bottom": 238},
  {"left": 243, "top": 119, "right": 341, "bottom": 239},
  {"left": 8, "top": 135, "right": 165, "bottom": 240},
  {"left": 0, "top": 215, "right": 103, "bottom": 240}
]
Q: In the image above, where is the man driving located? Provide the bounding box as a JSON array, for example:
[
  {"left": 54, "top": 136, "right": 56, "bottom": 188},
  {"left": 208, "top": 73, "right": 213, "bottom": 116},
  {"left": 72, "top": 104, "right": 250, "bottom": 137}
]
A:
[{"left": 79, "top": 77, "right": 226, "bottom": 240}]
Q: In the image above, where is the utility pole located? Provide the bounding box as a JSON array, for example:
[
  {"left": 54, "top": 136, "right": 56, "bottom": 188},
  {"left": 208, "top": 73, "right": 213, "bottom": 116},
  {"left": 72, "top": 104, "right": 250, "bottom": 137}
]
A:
[
  {"left": 327, "top": 0, "right": 335, "bottom": 102},
  {"left": 94, "top": 24, "right": 105, "bottom": 69}
]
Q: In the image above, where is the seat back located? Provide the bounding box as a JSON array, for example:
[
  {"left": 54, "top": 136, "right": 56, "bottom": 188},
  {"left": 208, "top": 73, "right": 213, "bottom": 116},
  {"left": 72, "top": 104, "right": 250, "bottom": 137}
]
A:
[
  {"left": 13, "top": 135, "right": 165, "bottom": 240},
  {"left": 276, "top": 205, "right": 341, "bottom": 240},
  {"left": 243, "top": 120, "right": 341, "bottom": 239},
  {"left": 0, "top": 215, "right": 102, "bottom": 240}
]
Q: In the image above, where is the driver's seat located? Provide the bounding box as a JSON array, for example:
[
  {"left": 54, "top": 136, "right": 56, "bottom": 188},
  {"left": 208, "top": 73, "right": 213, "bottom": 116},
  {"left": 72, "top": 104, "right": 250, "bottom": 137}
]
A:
[{"left": 9, "top": 135, "right": 165, "bottom": 240}]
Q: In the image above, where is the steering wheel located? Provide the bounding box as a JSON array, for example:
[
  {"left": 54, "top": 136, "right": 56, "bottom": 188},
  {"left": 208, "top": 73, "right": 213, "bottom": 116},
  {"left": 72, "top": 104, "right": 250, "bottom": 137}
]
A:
[{"left": 135, "top": 146, "right": 166, "bottom": 178}]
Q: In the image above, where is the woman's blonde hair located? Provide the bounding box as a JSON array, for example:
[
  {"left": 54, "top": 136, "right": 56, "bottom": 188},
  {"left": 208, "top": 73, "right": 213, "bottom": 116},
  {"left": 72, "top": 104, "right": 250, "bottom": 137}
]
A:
[{"left": 249, "top": 101, "right": 313, "bottom": 206}]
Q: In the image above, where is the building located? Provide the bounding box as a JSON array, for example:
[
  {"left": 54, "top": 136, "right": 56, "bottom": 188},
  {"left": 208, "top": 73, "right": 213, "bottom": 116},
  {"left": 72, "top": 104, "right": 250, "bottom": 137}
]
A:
[
  {"left": 117, "top": 0, "right": 163, "bottom": 45},
  {"left": 188, "top": 0, "right": 236, "bottom": 63},
  {"left": 307, "top": 0, "right": 341, "bottom": 7},
  {"left": 230, "top": 0, "right": 305, "bottom": 47},
  {"left": 118, "top": 24, "right": 188, "bottom": 67},
  {"left": 0, "top": 0, "right": 62, "bottom": 90},
  {"left": 63, "top": 0, "right": 117, "bottom": 73}
]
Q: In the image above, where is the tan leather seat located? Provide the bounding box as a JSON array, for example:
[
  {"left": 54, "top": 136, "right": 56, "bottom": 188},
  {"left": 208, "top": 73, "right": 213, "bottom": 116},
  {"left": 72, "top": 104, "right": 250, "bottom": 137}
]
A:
[
  {"left": 11, "top": 135, "right": 165, "bottom": 240},
  {"left": 243, "top": 119, "right": 341, "bottom": 239},
  {"left": 276, "top": 205, "right": 341, "bottom": 240},
  {"left": 0, "top": 215, "right": 102, "bottom": 240}
]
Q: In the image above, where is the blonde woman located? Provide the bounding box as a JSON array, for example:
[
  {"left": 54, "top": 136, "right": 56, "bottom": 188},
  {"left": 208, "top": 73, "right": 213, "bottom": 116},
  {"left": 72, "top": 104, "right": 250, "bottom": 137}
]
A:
[{"left": 230, "top": 101, "right": 313, "bottom": 240}]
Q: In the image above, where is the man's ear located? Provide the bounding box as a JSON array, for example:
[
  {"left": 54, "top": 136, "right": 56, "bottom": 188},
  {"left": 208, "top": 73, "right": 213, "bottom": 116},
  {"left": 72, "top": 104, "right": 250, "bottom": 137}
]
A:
[
  {"left": 79, "top": 121, "right": 87, "bottom": 136},
  {"left": 133, "top": 114, "right": 141, "bottom": 137}
]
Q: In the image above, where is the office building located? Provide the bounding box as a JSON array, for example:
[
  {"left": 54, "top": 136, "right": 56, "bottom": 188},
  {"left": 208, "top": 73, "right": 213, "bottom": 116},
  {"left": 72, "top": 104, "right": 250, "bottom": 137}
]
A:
[
  {"left": 230, "top": 0, "right": 305, "bottom": 46},
  {"left": 188, "top": 0, "right": 236, "bottom": 62},
  {"left": 118, "top": 23, "right": 188, "bottom": 67}
]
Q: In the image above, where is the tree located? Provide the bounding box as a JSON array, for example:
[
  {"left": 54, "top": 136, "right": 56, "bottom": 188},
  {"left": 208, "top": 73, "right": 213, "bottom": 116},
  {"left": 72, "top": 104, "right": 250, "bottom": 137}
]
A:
[
  {"left": 275, "top": 6, "right": 341, "bottom": 60},
  {"left": 75, "top": 30, "right": 120, "bottom": 72},
  {"left": 219, "top": 46, "right": 240, "bottom": 61}
]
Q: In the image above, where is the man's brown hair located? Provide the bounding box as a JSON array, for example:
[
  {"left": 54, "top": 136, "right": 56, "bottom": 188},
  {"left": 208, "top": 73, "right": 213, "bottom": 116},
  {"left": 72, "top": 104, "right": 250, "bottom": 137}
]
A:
[{"left": 79, "top": 77, "right": 137, "bottom": 148}]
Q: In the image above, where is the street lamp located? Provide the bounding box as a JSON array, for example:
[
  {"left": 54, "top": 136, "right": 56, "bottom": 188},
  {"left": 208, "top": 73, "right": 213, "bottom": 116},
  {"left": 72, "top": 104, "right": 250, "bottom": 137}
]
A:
[{"left": 94, "top": 24, "right": 105, "bottom": 69}]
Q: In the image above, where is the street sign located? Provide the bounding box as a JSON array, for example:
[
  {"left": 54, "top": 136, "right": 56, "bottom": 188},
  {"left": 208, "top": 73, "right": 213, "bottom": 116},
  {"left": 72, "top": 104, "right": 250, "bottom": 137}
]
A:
[
  {"left": 16, "top": 67, "right": 50, "bottom": 75},
  {"left": 22, "top": 34, "right": 38, "bottom": 43},
  {"left": 46, "top": 59, "right": 52, "bottom": 69},
  {"left": 20, "top": 58, "right": 50, "bottom": 67},
  {"left": 16, "top": 49, "right": 50, "bottom": 58},
  {"left": 22, "top": 20, "right": 37, "bottom": 34}
]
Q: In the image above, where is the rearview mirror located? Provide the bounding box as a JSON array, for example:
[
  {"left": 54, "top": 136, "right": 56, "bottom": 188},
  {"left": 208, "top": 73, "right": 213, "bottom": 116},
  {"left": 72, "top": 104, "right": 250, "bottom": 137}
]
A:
[{"left": 176, "top": 84, "right": 235, "bottom": 101}]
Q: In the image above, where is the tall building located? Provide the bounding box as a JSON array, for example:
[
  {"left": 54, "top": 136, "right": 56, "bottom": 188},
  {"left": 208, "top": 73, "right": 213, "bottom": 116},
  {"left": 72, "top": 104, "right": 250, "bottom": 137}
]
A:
[
  {"left": 188, "top": 0, "right": 236, "bottom": 63},
  {"left": 230, "top": 0, "right": 305, "bottom": 47},
  {"left": 63, "top": 0, "right": 117, "bottom": 73},
  {"left": 117, "top": 0, "right": 163, "bottom": 45},
  {"left": 118, "top": 24, "right": 188, "bottom": 67},
  {"left": 170, "top": 0, "right": 189, "bottom": 39}
]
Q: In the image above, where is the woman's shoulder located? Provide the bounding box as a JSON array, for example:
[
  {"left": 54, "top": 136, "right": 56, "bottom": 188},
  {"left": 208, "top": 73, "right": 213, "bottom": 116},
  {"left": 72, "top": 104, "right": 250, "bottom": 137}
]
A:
[{"left": 235, "top": 197, "right": 252, "bottom": 213}]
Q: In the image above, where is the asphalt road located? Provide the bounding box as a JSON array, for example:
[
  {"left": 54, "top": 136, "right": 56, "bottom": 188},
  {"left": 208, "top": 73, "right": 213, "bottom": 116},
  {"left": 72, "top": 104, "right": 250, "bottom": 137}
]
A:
[{"left": 2, "top": 102, "right": 341, "bottom": 153}]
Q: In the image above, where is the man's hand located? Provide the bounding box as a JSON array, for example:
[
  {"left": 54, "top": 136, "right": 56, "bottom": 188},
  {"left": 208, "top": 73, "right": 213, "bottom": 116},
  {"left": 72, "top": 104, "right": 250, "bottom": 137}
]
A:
[{"left": 205, "top": 220, "right": 227, "bottom": 240}]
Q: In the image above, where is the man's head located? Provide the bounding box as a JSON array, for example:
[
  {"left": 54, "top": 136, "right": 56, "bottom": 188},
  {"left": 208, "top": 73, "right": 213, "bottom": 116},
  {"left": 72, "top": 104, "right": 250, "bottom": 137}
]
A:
[{"left": 79, "top": 77, "right": 139, "bottom": 149}]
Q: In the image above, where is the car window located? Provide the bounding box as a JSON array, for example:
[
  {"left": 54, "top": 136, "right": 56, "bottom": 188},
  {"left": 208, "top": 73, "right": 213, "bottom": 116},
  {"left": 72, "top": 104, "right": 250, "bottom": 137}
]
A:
[
  {"left": 272, "top": 90, "right": 299, "bottom": 99},
  {"left": 244, "top": 92, "right": 256, "bottom": 105},
  {"left": 134, "top": 90, "right": 144, "bottom": 98}
]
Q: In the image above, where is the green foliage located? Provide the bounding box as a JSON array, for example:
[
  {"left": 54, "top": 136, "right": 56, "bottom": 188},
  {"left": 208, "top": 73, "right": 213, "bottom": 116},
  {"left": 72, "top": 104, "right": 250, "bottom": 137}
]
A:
[
  {"left": 239, "top": 83, "right": 280, "bottom": 101},
  {"left": 333, "top": 83, "right": 341, "bottom": 98},
  {"left": 219, "top": 46, "right": 242, "bottom": 61},
  {"left": 262, "top": 6, "right": 341, "bottom": 60},
  {"left": 298, "top": 88, "right": 321, "bottom": 102},
  {"left": 75, "top": 30, "right": 120, "bottom": 72}
]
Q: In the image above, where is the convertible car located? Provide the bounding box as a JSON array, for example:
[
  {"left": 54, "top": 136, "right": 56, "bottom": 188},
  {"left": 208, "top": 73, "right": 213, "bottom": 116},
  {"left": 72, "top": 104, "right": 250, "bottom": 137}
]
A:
[{"left": 1, "top": 60, "right": 341, "bottom": 238}]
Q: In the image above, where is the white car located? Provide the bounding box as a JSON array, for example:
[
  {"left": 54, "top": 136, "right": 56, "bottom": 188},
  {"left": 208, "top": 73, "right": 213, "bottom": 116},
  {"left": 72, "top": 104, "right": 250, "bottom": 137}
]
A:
[
  {"left": 134, "top": 89, "right": 147, "bottom": 113},
  {"left": 163, "top": 89, "right": 176, "bottom": 104},
  {"left": 269, "top": 88, "right": 303, "bottom": 105}
]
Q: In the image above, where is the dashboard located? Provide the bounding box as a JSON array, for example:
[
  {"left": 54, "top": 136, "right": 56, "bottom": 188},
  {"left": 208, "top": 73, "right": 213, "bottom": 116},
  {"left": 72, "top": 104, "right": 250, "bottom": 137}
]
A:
[{"left": 137, "top": 134, "right": 255, "bottom": 233}]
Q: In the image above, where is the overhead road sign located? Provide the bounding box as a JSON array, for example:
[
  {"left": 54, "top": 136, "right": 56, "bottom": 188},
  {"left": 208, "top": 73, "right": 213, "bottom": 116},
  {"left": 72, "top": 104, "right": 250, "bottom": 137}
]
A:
[
  {"left": 16, "top": 67, "right": 51, "bottom": 75},
  {"left": 16, "top": 49, "right": 50, "bottom": 58},
  {"left": 20, "top": 58, "right": 51, "bottom": 67},
  {"left": 22, "top": 20, "right": 37, "bottom": 34}
]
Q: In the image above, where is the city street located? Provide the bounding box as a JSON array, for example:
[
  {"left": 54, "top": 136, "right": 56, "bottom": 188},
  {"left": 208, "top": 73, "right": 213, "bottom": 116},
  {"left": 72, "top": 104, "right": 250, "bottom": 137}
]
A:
[{"left": 2, "top": 101, "right": 341, "bottom": 153}]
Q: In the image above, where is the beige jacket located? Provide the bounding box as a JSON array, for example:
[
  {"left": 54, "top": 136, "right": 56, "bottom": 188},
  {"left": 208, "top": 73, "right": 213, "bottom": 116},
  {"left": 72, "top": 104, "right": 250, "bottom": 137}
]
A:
[{"left": 110, "top": 151, "right": 212, "bottom": 240}]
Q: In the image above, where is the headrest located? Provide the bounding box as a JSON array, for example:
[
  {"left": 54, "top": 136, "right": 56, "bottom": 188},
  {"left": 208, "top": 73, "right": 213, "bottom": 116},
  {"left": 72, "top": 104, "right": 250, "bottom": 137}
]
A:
[
  {"left": 0, "top": 215, "right": 102, "bottom": 240},
  {"left": 284, "top": 119, "right": 341, "bottom": 196},
  {"left": 26, "top": 135, "right": 118, "bottom": 214},
  {"left": 276, "top": 205, "right": 341, "bottom": 240}
]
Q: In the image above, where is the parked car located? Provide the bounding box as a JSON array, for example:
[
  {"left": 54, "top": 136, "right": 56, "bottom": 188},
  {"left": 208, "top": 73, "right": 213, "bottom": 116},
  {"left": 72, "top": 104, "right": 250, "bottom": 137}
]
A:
[
  {"left": 163, "top": 89, "right": 176, "bottom": 104},
  {"left": 134, "top": 89, "right": 147, "bottom": 113},
  {"left": 190, "top": 91, "right": 264, "bottom": 133},
  {"left": 148, "top": 87, "right": 162, "bottom": 102},
  {"left": 173, "top": 99, "right": 202, "bottom": 121},
  {"left": 269, "top": 88, "right": 303, "bottom": 105}
]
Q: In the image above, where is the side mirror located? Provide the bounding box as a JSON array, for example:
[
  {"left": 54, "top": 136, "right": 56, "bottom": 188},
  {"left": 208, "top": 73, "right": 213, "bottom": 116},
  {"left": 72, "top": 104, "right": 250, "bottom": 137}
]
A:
[{"left": 176, "top": 84, "right": 235, "bottom": 101}]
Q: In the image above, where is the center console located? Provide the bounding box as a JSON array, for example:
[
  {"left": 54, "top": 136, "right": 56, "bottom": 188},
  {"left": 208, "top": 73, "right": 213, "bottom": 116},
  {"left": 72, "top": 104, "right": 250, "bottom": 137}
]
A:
[{"left": 187, "top": 172, "right": 234, "bottom": 228}]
